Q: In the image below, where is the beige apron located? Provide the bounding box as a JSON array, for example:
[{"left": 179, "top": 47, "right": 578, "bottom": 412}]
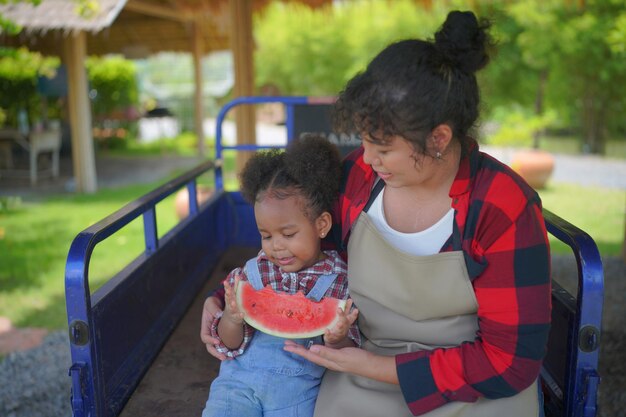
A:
[{"left": 314, "top": 213, "right": 537, "bottom": 417}]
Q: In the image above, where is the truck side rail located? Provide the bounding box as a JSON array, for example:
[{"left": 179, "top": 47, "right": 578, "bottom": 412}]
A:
[
  {"left": 213, "top": 95, "right": 336, "bottom": 190},
  {"left": 65, "top": 160, "right": 260, "bottom": 417},
  {"left": 542, "top": 210, "right": 603, "bottom": 417}
]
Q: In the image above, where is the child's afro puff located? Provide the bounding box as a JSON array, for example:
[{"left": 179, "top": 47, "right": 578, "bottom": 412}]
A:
[{"left": 239, "top": 134, "right": 341, "bottom": 219}]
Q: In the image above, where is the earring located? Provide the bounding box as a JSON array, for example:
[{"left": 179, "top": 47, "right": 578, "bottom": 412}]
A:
[
  {"left": 320, "top": 232, "right": 326, "bottom": 237},
  {"left": 436, "top": 151, "right": 442, "bottom": 159}
]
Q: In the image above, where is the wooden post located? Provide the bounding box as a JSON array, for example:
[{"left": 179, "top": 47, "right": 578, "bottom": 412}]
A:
[
  {"left": 192, "top": 19, "right": 206, "bottom": 157},
  {"left": 229, "top": 0, "right": 256, "bottom": 173},
  {"left": 63, "top": 31, "right": 98, "bottom": 193}
]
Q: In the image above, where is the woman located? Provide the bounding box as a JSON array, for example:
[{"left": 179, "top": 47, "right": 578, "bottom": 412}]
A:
[{"left": 203, "top": 10, "right": 551, "bottom": 417}]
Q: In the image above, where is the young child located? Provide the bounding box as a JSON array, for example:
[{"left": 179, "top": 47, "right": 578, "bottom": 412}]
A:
[{"left": 201, "top": 135, "right": 360, "bottom": 417}]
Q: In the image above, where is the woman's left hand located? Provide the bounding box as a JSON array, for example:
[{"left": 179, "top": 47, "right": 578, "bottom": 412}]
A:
[
  {"left": 283, "top": 341, "right": 399, "bottom": 384},
  {"left": 284, "top": 341, "right": 364, "bottom": 373}
]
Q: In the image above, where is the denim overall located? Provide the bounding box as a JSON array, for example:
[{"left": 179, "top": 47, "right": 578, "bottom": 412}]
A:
[{"left": 202, "top": 258, "right": 339, "bottom": 417}]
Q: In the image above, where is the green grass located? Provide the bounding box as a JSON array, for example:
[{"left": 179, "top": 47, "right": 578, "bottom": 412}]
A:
[
  {"left": 102, "top": 132, "right": 203, "bottom": 157},
  {"left": 0, "top": 181, "right": 183, "bottom": 330},
  {"left": 538, "top": 182, "right": 625, "bottom": 258},
  {"left": 539, "top": 136, "right": 626, "bottom": 159}
]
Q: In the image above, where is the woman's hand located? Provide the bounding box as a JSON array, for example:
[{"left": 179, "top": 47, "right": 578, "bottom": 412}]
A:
[
  {"left": 199, "top": 295, "right": 226, "bottom": 360},
  {"left": 283, "top": 341, "right": 399, "bottom": 385},
  {"left": 323, "top": 299, "right": 359, "bottom": 347}
]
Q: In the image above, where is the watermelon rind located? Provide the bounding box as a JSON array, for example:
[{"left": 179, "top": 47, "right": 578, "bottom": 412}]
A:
[{"left": 236, "top": 280, "right": 347, "bottom": 339}]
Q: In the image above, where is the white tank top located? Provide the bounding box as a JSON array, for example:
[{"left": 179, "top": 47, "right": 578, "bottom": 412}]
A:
[{"left": 368, "top": 186, "right": 454, "bottom": 256}]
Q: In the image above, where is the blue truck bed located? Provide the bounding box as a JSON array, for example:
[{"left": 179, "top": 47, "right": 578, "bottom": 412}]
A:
[{"left": 65, "top": 97, "right": 603, "bottom": 417}]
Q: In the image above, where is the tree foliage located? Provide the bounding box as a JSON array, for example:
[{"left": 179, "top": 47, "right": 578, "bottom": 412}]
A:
[
  {"left": 254, "top": 2, "right": 349, "bottom": 95},
  {"left": 254, "top": 0, "right": 446, "bottom": 96},
  {"left": 0, "top": 50, "right": 138, "bottom": 132},
  {"left": 481, "top": 0, "right": 626, "bottom": 153},
  {"left": 254, "top": 0, "right": 626, "bottom": 154},
  {"left": 0, "top": 47, "right": 58, "bottom": 127},
  {"left": 86, "top": 55, "right": 138, "bottom": 119},
  {"left": 549, "top": 0, "right": 626, "bottom": 153}
]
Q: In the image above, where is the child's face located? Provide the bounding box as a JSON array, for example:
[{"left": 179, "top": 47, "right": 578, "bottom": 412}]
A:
[{"left": 254, "top": 194, "right": 328, "bottom": 273}]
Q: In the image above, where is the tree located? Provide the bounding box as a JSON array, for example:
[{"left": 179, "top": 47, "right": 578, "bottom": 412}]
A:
[
  {"left": 86, "top": 55, "right": 138, "bottom": 119},
  {"left": 504, "top": 0, "right": 564, "bottom": 148},
  {"left": 480, "top": 0, "right": 626, "bottom": 154},
  {"left": 552, "top": 0, "right": 626, "bottom": 153},
  {"left": 254, "top": 0, "right": 625, "bottom": 154},
  {"left": 0, "top": 47, "right": 59, "bottom": 127},
  {"left": 477, "top": 5, "right": 543, "bottom": 128},
  {"left": 254, "top": 0, "right": 445, "bottom": 96},
  {"left": 254, "top": 2, "right": 350, "bottom": 95}
]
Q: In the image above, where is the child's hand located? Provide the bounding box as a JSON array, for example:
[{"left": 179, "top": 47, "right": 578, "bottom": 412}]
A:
[
  {"left": 323, "top": 299, "right": 358, "bottom": 346},
  {"left": 223, "top": 274, "right": 245, "bottom": 325}
]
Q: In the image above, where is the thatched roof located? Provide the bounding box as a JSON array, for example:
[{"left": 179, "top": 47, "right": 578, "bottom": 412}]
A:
[
  {"left": 0, "top": 0, "right": 127, "bottom": 33},
  {"left": 0, "top": 0, "right": 234, "bottom": 56},
  {"left": 0, "top": 0, "right": 332, "bottom": 58},
  {"left": 0, "top": 0, "right": 331, "bottom": 57}
]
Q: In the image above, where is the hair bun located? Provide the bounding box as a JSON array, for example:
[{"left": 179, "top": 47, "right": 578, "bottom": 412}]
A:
[
  {"left": 284, "top": 134, "right": 341, "bottom": 210},
  {"left": 434, "top": 10, "right": 492, "bottom": 74}
]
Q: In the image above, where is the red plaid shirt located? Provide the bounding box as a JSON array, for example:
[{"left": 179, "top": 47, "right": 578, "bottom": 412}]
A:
[
  {"left": 211, "top": 250, "right": 360, "bottom": 358},
  {"left": 333, "top": 140, "right": 551, "bottom": 416}
]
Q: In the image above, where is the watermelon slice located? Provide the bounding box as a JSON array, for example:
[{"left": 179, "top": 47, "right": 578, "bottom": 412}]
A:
[{"left": 236, "top": 280, "right": 347, "bottom": 339}]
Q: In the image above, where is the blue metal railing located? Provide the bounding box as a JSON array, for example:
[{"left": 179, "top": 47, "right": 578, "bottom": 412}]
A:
[
  {"left": 543, "top": 210, "right": 603, "bottom": 417},
  {"left": 65, "top": 160, "right": 216, "bottom": 417},
  {"left": 213, "top": 96, "right": 335, "bottom": 190}
]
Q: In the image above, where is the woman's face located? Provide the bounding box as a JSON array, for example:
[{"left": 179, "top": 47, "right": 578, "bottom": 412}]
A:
[
  {"left": 254, "top": 194, "right": 326, "bottom": 273},
  {"left": 361, "top": 134, "right": 436, "bottom": 188}
]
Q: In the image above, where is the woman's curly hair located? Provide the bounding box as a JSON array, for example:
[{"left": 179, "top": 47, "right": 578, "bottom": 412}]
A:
[
  {"left": 239, "top": 134, "right": 341, "bottom": 220},
  {"left": 333, "top": 10, "right": 494, "bottom": 156}
]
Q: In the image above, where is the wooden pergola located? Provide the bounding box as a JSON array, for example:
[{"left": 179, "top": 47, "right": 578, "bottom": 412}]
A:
[{"left": 0, "top": 0, "right": 330, "bottom": 193}]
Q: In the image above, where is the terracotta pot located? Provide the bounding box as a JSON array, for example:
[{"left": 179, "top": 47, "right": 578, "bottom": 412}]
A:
[
  {"left": 174, "top": 186, "right": 213, "bottom": 219},
  {"left": 510, "top": 149, "right": 555, "bottom": 189}
]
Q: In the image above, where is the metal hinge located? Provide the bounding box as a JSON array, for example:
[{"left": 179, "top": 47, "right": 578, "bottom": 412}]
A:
[
  {"left": 578, "top": 325, "right": 600, "bottom": 352},
  {"left": 580, "top": 369, "right": 601, "bottom": 417},
  {"left": 69, "top": 320, "right": 90, "bottom": 346},
  {"left": 69, "top": 363, "right": 87, "bottom": 417}
]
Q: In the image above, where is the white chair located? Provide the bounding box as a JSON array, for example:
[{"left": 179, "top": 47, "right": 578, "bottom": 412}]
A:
[{"left": 28, "top": 129, "right": 61, "bottom": 185}]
